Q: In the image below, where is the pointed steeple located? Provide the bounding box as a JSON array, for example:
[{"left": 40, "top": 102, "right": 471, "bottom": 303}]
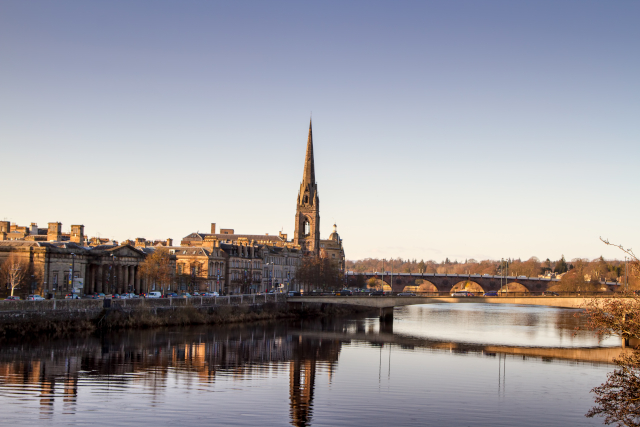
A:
[
  {"left": 302, "top": 118, "right": 315, "bottom": 188},
  {"left": 294, "top": 119, "right": 320, "bottom": 256}
]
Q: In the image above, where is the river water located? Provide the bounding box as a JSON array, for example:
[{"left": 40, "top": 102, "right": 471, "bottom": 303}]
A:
[{"left": 0, "top": 303, "right": 621, "bottom": 426}]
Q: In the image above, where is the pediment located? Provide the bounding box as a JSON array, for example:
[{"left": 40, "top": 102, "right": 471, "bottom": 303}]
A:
[{"left": 111, "top": 245, "right": 145, "bottom": 259}]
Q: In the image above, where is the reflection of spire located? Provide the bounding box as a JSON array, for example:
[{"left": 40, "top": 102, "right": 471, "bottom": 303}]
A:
[{"left": 289, "top": 358, "right": 316, "bottom": 427}]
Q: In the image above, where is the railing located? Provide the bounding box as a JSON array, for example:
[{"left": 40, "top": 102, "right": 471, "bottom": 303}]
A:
[
  {"left": 291, "top": 291, "right": 625, "bottom": 298},
  {"left": 0, "top": 293, "right": 286, "bottom": 312}
]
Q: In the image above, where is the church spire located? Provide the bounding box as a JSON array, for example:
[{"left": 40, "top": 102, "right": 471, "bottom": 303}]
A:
[
  {"left": 294, "top": 119, "right": 320, "bottom": 256},
  {"left": 302, "top": 118, "right": 315, "bottom": 187}
]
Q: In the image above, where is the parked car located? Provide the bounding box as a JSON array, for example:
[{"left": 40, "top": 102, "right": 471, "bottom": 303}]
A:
[
  {"left": 451, "top": 291, "right": 474, "bottom": 297},
  {"left": 287, "top": 291, "right": 302, "bottom": 297},
  {"left": 146, "top": 291, "right": 162, "bottom": 299},
  {"left": 201, "top": 292, "right": 219, "bottom": 297},
  {"left": 179, "top": 293, "right": 193, "bottom": 298},
  {"left": 370, "top": 290, "right": 389, "bottom": 297},
  {"left": 27, "top": 294, "right": 45, "bottom": 301},
  {"left": 335, "top": 289, "right": 352, "bottom": 296},
  {"left": 543, "top": 291, "right": 559, "bottom": 296},
  {"left": 121, "top": 293, "right": 138, "bottom": 299},
  {"left": 163, "top": 292, "right": 178, "bottom": 298},
  {"left": 397, "top": 292, "right": 416, "bottom": 296},
  {"left": 5, "top": 296, "right": 20, "bottom": 301},
  {"left": 483, "top": 291, "right": 499, "bottom": 297},
  {"left": 65, "top": 294, "right": 80, "bottom": 299}
]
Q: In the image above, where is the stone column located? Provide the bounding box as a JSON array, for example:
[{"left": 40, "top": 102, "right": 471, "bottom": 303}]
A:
[
  {"left": 118, "top": 265, "right": 124, "bottom": 294},
  {"left": 127, "top": 265, "right": 136, "bottom": 292},
  {"left": 90, "top": 265, "right": 97, "bottom": 294},
  {"left": 122, "top": 265, "right": 129, "bottom": 294},
  {"left": 134, "top": 266, "right": 141, "bottom": 294},
  {"left": 86, "top": 265, "right": 94, "bottom": 294},
  {"left": 96, "top": 265, "right": 103, "bottom": 293}
]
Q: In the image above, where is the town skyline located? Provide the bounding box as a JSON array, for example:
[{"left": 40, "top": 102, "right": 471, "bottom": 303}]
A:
[{"left": 2, "top": 1, "right": 638, "bottom": 262}]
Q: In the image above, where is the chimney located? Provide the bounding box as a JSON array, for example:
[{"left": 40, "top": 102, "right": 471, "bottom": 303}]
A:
[
  {"left": 47, "top": 222, "right": 62, "bottom": 242},
  {"left": 211, "top": 223, "right": 216, "bottom": 234},
  {"left": 167, "top": 238, "right": 173, "bottom": 247},
  {"left": 70, "top": 225, "right": 85, "bottom": 244}
]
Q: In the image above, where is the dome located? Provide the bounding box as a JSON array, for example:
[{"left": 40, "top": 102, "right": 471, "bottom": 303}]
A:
[{"left": 328, "top": 223, "right": 340, "bottom": 242}]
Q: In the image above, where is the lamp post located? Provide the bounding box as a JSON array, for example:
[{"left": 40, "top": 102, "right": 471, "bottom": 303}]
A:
[
  {"left": 265, "top": 262, "right": 277, "bottom": 293},
  {"left": 500, "top": 258, "right": 504, "bottom": 294},
  {"left": 505, "top": 259, "right": 509, "bottom": 294}
]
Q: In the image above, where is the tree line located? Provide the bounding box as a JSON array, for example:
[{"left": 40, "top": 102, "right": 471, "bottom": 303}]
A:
[{"left": 346, "top": 255, "right": 637, "bottom": 288}]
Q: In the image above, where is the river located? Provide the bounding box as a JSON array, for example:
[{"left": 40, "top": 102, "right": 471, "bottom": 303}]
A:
[{"left": 0, "top": 303, "right": 621, "bottom": 426}]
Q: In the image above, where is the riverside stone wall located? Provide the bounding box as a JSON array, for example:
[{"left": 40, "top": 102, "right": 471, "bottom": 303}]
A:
[
  {"left": 0, "top": 294, "right": 287, "bottom": 333},
  {"left": 0, "top": 294, "right": 284, "bottom": 312}
]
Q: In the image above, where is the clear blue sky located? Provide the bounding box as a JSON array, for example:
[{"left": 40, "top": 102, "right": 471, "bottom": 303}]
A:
[{"left": 1, "top": 1, "right": 638, "bottom": 262}]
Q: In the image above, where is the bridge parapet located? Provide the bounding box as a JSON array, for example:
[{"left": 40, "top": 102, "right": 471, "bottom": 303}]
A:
[{"left": 287, "top": 295, "right": 595, "bottom": 309}]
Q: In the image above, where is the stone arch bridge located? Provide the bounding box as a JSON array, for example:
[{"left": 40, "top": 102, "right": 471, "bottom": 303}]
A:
[{"left": 346, "top": 272, "right": 560, "bottom": 294}]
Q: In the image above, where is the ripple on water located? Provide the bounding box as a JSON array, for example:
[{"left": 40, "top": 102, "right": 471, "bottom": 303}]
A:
[{"left": 0, "top": 307, "right": 617, "bottom": 426}]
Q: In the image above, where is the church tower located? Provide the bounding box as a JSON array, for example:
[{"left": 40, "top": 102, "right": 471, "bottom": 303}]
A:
[{"left": 294, "top": 120, "right": 320, "bottom": 256}]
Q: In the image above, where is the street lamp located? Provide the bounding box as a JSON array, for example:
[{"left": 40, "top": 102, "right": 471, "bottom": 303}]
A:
[{"left": 265, "top": 262, "right": 275, "bottom": 293}]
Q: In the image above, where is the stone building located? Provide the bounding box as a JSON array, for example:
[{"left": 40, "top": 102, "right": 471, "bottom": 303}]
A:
[
  {"left": 0, "top": 241, "right": 148, "bottom": 298},
  {"left": 293, "top": 121, "right": 345, "bottom": 272},
  {"left": 170, "top": 244, "right": 226, "bottom": 294},
  {"left": 320, "top": 224, "right": 345, "bottom": 272},
  {"left": 181, "top": 223, "right": 293, "bottom": 248},
  {"left": 0, "top": 221, "right": 89, "bottom": 245},
  {"left": 293, "top": 121, "right": 321, "bottom": 256},
  {"left": 220, "top": 242, "right": 263, "bottom": 294},
  {"left": 262, "top": 245, "right": 303, "bottom": 292}
]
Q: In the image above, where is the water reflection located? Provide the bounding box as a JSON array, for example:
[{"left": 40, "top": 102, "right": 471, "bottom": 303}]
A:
[{"left": 0, "top": 305, "right": 626, "bottom": 426}]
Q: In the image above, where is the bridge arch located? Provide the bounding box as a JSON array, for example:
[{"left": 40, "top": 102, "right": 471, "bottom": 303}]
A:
[
  {"left": 450, "top": 280, "right": 485, "bottom": 294},
  {"left": 499, "top": 282, "right": 531, "bottom": 293},
  {"left": 366, "top": 278, "right": 392, "bottom": 292},
  {"left": 402, "top": 278, "right": 438, "bottom": 293}
]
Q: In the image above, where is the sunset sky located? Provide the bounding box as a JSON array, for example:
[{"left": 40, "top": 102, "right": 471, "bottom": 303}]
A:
[{"left": 1, "top": 1, "right": 638, "bottom": 262}]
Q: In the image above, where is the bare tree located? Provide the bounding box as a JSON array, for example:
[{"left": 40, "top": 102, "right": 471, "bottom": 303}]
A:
[
  {"left": 138, "top": 249, "right": 173, "bottom": 294},
  {"left": 586, "top": 351, "right": 640, "bottom": 426},
  {"left": 580, "top": 239, "right": 640, "bottom": 426},
  {"left": 1, "top": 253, "right": 29, "bottom": 297}
]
